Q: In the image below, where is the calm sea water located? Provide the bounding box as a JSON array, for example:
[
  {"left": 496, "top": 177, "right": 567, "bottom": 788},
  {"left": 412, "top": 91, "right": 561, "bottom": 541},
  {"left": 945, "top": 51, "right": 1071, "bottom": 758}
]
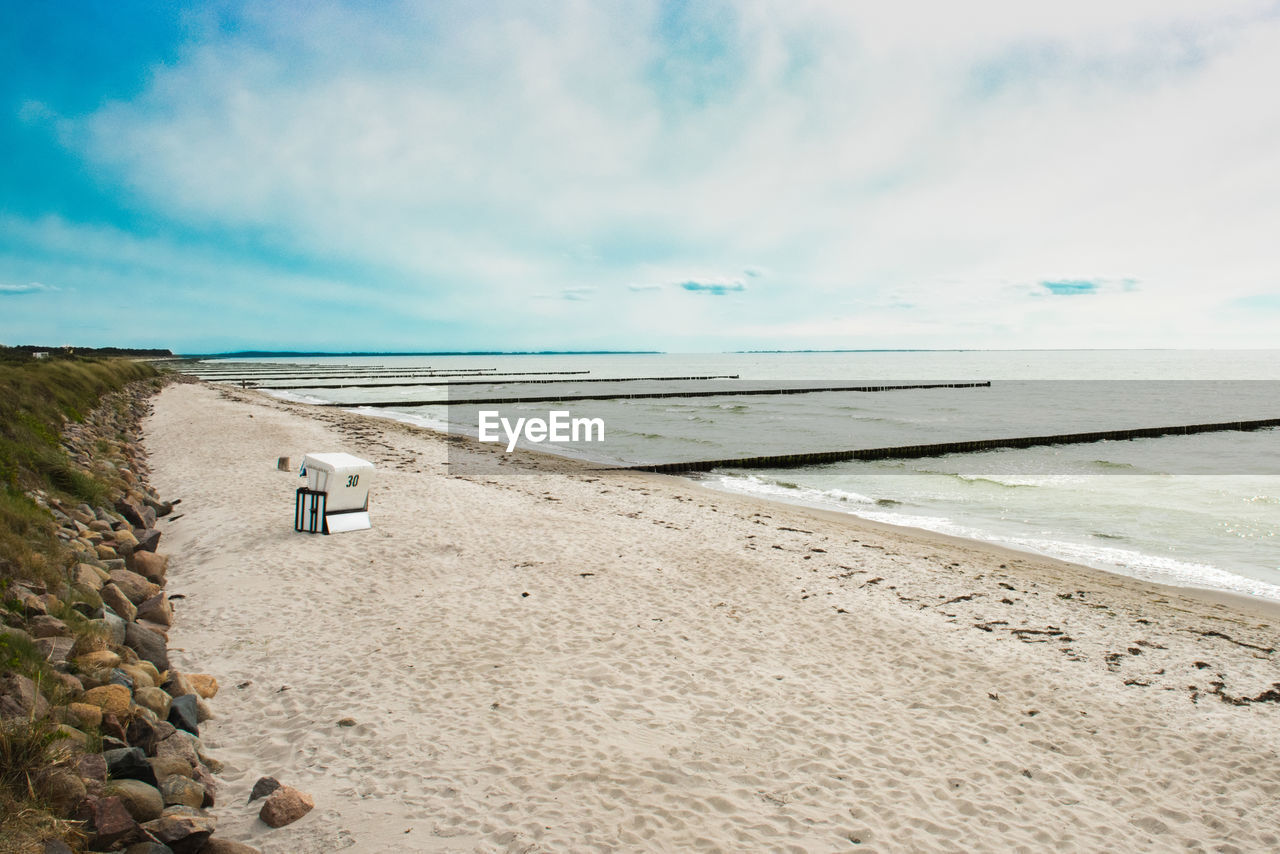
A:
[{"left": 192, "top": 351, "right": 1280, "bottom": 601}]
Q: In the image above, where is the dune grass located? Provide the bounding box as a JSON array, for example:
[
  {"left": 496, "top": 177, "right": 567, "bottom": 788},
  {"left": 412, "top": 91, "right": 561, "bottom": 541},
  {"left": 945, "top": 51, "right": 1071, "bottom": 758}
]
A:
[
  {"left": 0, "top": 357, "right": 161, "bottom": 852},
  {"left": 0, "top": 358, "right": 159, "bottom": 591}
]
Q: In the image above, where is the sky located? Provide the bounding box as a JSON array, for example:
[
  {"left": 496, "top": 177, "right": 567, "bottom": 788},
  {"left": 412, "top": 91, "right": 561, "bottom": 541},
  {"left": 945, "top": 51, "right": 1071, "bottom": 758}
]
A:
[{"left": 2, "top": 0, "right": 1279, "bottom": 353}]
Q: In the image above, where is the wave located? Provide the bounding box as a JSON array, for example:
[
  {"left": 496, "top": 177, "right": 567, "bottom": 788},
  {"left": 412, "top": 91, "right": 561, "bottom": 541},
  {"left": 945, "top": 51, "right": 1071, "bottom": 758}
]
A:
[{"left": 711, "top": 474, "right": 876, "bottom": 507}]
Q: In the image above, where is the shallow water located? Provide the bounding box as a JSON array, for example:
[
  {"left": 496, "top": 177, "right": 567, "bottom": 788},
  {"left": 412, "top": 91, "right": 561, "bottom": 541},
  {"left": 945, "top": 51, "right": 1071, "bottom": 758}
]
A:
[{"left": 191, "top": 350, "right": 1280, "bottom": 600}]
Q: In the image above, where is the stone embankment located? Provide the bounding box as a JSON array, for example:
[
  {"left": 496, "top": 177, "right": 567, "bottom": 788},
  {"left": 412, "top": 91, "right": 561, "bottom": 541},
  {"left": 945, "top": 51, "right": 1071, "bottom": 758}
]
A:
[{"left": 0, "top": 378, "right": 309, "bottom": 852}]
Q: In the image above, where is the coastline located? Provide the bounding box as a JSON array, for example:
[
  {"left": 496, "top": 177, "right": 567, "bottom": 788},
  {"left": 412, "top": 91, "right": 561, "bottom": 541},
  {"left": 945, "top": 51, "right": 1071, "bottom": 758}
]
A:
[
  {"left": 147, "top": 382, "right": 1280, "bottom": 852},
  {"left": 334, "top": 393, "right": 1280, "bottom": 619}
]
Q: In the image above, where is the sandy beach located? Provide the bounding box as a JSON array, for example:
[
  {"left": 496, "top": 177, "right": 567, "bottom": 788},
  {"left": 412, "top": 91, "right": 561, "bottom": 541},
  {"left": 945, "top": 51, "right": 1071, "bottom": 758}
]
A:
[{"left": 143, "top": 382, "right": 1280, "bottom": 853}]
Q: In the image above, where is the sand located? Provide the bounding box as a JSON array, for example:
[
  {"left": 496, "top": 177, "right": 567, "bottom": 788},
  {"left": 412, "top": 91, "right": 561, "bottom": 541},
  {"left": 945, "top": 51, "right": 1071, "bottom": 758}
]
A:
[{"left": 143, "top": 382, "right": 1280, "bottom": 853}]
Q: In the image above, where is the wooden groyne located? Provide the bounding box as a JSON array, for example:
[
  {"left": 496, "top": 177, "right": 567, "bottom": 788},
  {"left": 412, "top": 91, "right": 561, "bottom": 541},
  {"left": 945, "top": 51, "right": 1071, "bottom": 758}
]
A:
[
  {"left": 627, "top": 417, "right": 1280, "bottom": 473},
  {"left": 320, "top": 381, "right": 992, "bottom": 408},
  {"left": 205, "top": 370, "right": 592, "bottom": 382},
  {"left": 251, "top": 374, "right": 743, "bottom": 390}
]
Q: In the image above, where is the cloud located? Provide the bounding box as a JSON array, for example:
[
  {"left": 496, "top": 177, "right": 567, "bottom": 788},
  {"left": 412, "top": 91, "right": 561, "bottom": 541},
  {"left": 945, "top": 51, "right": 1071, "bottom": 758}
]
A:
[
  {"left": 680, "top": 280, "right": 746, "bottom": 295},
  {"left": 8, "top": 1, "right": 1280, "bottom": 349},
  {"left": 1041, "top": 280, "right": 1099, "bottom": 296},
  {"left": 0, "top": 281, "right": 58, "bottom": 295},
  {"left": 534, "top": 287, "right": 596, "bottom": 301}
]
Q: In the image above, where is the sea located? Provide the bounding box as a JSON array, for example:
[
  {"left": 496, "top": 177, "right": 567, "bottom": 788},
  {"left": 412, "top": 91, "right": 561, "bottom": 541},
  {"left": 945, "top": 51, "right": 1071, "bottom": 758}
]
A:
[{"left": 186, "top": 351, "right": 1280, "bottom": 602}]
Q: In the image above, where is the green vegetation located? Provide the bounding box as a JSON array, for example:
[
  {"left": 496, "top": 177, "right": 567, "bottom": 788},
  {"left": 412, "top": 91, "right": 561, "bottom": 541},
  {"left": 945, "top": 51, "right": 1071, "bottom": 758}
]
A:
[
  {"left": 0, "top": 357, "right": 161, "bottom": 852},
  {"left": 0, "top": 358, "right": 158, "bottom": 592},
  {"left": 0, "top": 716, "right": 81, "bottom": 854}
]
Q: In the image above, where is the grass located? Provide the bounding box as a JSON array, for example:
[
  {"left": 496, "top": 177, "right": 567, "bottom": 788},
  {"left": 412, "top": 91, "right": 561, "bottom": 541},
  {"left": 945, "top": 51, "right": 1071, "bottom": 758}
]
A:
[
  {"left": 0, "top": 357, "right": 161, "bottom": 852},
  {"left": 0, "top": 717, "right": 83, "bottom": 854},
  {"left": 0, "top": 358, "right": 159, "bottom": 592}
]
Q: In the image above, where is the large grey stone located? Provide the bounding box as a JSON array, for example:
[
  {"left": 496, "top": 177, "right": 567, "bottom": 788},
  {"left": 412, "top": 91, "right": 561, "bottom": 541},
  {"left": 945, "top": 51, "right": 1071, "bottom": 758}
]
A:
[
  {"left": 139, "top": 813, "right": 215, "bottom": 854},
  {"left": 104, "top": 747, "right": 158, "bottom": 787},
  {"left": 125, "top": 622, "right": 169, "bottom": 672},
  {"left": 159, "top": 775, "right": 205, "bottom": 809},
  {"left": 101, "top": 583, "right": 138, "bottom": 622},
  {"left": 167, "top": 694, "right": 199, "bottom": 736},
  {"left": 108, "top": 569, "right": 160, "bottom": 605},
  {"left": 102, "top": 778, "right": 164, "bottom": 823}
]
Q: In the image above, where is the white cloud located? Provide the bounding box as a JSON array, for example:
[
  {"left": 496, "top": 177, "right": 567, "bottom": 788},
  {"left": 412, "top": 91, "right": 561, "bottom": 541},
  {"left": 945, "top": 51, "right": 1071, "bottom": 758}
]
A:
[
  {"left": 50, "top": 0, "right": 1280, "bottom": 347},
  {"left": 0, "top": 280, "right": 59, "bottom": 295}
]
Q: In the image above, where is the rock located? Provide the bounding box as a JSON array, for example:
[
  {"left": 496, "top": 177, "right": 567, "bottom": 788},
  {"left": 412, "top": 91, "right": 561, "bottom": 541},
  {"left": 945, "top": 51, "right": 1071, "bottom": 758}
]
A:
[
  {"left": 167, "top": 694, "right": 199, "bottom": 736},
  {"left": 33, "top": 636, "right": 75, "bottom": 666},
  {"left": 104, "top": 747, "right": 159, "bottom": 787},
  {"left": 109, "top": 569, "right": 160, "bottom": 605},
  {"left": 54, "top": 724, "right": 91, "bottom": 750},
  {"left": 159, "top": 775, "right": 205, "bottom": 808},
  {"left": 200, "top": 839, "right": 262, "bottom": 854},
  {"left": 258, "top": 785, "right": 314, "bottom": 828},
  {"left": 247, "top": 776, "right": 280, "bottom": 803},
  {"left": 69, "top": 631, "right": 108, "bottom": 659},
  {"left": 101, "top": 735, "right": 130, "bottom": 752},
  {"left": 133, "top": 529, "right": 162, "bottom": 554},
  {"left": 127, "top": 712, "right": 168, "bottom": 756},
  {"left": 69, "top": 595, "right": 100, "bottom": 616},
  {"left": 34, "top": 765, "right": 87, "bottom": 814},
  {"left": 155, "top": 731, "right": 201, "bottom": 769},
  {"left": 101, "top": 713, "right": 129, "bottom": 743},
  {"left": 161, "top": 804, "right": 202, "bottom": 818},
  {"left": 136, "top": 593, "right": 173, "bottom": 627},
  {"left": 0, "top": 671, "right": 51, "bottom": 719},
  {"left": 78, "top": 668, "right": 114, "bottom": 690},
  {"left": 72, "top": 562, "right": 108, "bottom": 592},
  {"left": 136, "top": 618, "right": 170, "bottom": 640},
  {"left": 100, "top": 607, "right": 128, "bottom": 641},
  {"left": 96, "top": 543, "right": 119, "bottom": 560},
  {"left": 162, "top": 672, "right": 197, "bottom": 698},
  {"left": 134, "top": 660, "right": 162, "bottom": 687},
  {"left": 9, "top": 587, "right": 48, "bottom": 615},
  {"left": 109, "top": 667, "right": 137, "bottom": 691},
  {"left": 0, "top": 624, "right": 33, "bottom": 645},
  {"left": 190, "top": 763, "right": 217, "bottom": 806},
  {"left": 150, "top": 754, "right": 194, "bottom": 780},
  {"left": 81, "top": 684, "right": 132, "bottom": 719},
  {"left": 101, "top": 583, "right": 139, "bottom": 622},
  {"left": 76, "top": 795, "right": 141, "bottom": 850},
  {"left": 196, "top": 748, "right": 222, "bottom": 773},
  {"left": 139, "top": 813, "right": 215, "bottom": 854},
  {"left": 120, "top": 663, "right": 157, "bottom": 690},
  {"left": 115, "top": 499, "right": 147, "bottom": 528},
  {"left": 124, "top": 843, "right": 176, "bottom": 854},
  {"left": 188, "top": 674, "right": 218, "bottom": 699},
  {"left": 47, "top": 669, "right": 83, "bottom": 696},
  {"left": 337, "top": 717, "right": 356, "bottom": 727},
  {"left": 67, "top": 702, "right": 104, "bottom": 730},
  {"left": 134, "top": 687, "right": 173, "bottom": 720},
  {"left": 143, "top": 495, "right": 174, "bottom": 518},
  {"left": 125, "top": 622, "right": 169, "bottom": 672},
  {"left": 76, "top": 649, "right": 122, "bottom": 672},
  {"left": 113, "top": 528, "right": 140, "bottom": 550},
  {"left": 42, "top": 839, "right": 75, "bottom": 854},
  {"left": 127, "top": 550, "right": 168, "bottom": 585},
  {"left": 103, "top": 778, "right": 165, "bottom": 822},
  {"left": 78, "top": 752, "right": 108, "bottom": 782},
  {"left": 29, "top": 614, "right": 71, "bottom": 637}
]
